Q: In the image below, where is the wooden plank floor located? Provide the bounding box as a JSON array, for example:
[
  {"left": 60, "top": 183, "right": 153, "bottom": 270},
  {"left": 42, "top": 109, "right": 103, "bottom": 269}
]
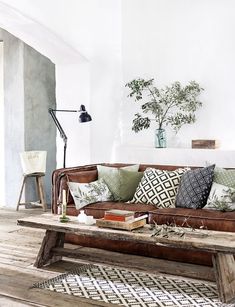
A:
[{"left": 0, "top": 208, "right": 215, "bottom": 307}]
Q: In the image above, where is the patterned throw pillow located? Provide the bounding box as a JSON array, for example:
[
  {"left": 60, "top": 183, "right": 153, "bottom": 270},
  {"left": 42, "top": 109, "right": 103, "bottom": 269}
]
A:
[
  {"left": 175, "top": 165, "right": 215, "bottom": 209},
  {"left": 131, "top": 168, "right": 189, "bottom": 208},
  {"left": 204, "top": 182, "right": 235, "bottom": 210},
  {"left": 68, "top": 179, "right": 113, "bottom": 210},
  {"left": 214, "top": 167, "right": 235, "bottom": 188},
  {"left": 97, "top": 164, "right": 139, "bottom": 201}
]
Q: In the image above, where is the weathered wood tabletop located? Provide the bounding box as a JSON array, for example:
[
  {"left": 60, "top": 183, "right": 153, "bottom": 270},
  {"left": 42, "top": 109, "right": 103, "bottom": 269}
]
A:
[
  {"left": 17, "top": 213, "right": 235, "bottom": 254},
  {"left": 17, "top": 213, "right": 235, "bottom": 303}
]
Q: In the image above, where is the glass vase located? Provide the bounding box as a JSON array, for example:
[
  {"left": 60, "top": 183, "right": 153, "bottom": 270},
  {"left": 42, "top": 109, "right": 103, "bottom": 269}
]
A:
[{"left": 155, "top": 128, "right": 166, "bottom": 148}]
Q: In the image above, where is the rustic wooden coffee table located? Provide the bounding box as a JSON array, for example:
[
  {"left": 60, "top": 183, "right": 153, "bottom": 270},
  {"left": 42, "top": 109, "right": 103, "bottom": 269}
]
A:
[{"left": 18, "top": 213, "right": 235, "bottom": 304}]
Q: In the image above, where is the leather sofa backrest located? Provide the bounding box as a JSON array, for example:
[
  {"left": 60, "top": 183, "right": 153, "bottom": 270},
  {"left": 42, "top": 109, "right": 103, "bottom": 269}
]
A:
[{"left": 51, "top": 163, "right": 198, "bottom": 213}]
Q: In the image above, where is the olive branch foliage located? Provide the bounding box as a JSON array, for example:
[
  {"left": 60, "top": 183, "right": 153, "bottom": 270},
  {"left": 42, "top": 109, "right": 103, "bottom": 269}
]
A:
[
  {"left": 206, "top": 188, "right": 235, "bottom": 212},
  {"left": 150, "top": 217, "right": 207, "bottom": 239},
  {"left": 125, "top": 78, "right": 204, "bottom": 133}
]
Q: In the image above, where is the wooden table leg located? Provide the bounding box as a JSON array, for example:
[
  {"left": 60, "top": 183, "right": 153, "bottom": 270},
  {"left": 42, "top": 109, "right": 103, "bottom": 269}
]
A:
[
  {"left": 212, "top": 253, "right": 235, "bottom": 303},
  {"left": 34, "top": 230, "right": 65, "bottom": 268}
]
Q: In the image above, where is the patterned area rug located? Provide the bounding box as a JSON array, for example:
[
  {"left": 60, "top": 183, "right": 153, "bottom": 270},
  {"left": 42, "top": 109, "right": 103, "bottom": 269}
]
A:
[{"left": 32, "top": 264, "right": 235, "bottom": 307}]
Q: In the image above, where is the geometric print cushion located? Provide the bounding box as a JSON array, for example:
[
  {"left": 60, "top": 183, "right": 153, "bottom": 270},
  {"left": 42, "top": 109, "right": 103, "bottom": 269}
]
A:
[
  {"left": 131, "top": 168, "right": 189, "bottom": 208},
  {"left": 175, "top": 164, "right": 215, "bottom": 209},
  {"left": 213, "top": 167, "right": 235, "bottom": 188}
]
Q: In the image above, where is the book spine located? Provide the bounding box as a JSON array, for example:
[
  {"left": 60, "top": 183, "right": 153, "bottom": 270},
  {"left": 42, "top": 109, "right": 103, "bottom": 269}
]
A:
[
  {"left": 105, "top": 211, "right": 134, "bottom": 217},
  {"left": 104, "top": 215, "right": 134, "bottom": 222}
]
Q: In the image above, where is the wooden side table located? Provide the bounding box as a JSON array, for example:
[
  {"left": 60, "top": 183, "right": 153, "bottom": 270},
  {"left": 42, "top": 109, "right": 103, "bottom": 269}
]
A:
[{"left": 16, "top": 172, "right": 47, "bottom": 211}]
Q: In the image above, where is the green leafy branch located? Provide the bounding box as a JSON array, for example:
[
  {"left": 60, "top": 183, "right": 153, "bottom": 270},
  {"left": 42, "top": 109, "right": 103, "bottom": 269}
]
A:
[
  {"left": 206, "top": 188, "right": 235, "bottom": 212},
  {"left": 150, "top": 217, "right": 207, "bottom": 239},
  {"left": 125, "top": 78, "right": 203, "bottom": 133}
]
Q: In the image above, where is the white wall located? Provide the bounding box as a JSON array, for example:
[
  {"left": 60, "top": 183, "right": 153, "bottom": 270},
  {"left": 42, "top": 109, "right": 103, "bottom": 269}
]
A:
[
  {"left": 55, "top": 62, "right": 91, "bottom": 167},
  {"left": 0, "top": 0, "right": 122, "bottom": 167},
  {"left": 120, "top": 0, "right": 235, "bottom": 152},
  {"left": 0, "top": 0, "right": 235, "bottom": 169}
]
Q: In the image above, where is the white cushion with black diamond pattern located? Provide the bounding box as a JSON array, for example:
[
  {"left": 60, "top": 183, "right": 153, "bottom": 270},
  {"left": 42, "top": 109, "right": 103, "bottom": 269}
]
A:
[
  {"left": 131, "top": 168, "right": 189, "bottom": 208},
  {"left": 175, "top": 164, "right": 215, "bottom": 209}
]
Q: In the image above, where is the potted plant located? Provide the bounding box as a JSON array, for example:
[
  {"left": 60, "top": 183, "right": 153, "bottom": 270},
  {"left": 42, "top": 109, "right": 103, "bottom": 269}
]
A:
[{"left": 125, "top": 78, "right": 203, "bottom": 147}]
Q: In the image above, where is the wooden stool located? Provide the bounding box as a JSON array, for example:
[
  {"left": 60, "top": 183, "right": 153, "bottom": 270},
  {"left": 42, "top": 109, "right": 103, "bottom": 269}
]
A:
[{"left": 16, "top": 172, "right": 47, "bottom": 211}]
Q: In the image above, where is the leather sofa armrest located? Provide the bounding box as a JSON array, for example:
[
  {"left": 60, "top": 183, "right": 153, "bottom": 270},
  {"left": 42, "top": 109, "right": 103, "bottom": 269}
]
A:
[
  {"left": 51, "top": 162, "right": 140, "bottom": 214},
  {"left": 51, "top": 164, "right": 98, "bottom": 214}
]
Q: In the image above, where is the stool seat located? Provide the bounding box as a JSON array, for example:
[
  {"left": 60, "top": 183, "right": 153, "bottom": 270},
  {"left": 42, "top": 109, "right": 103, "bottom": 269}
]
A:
[
  {"left": 23, "top": 172, "right": 45, "bottom": 177},
  {"left": 16, "top": 173, "right": 47, "bottom": 211}
]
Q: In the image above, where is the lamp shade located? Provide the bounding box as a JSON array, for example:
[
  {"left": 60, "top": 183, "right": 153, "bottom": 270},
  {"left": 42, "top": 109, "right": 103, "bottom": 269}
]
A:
[{"left": 79, "top": 104, "right": 92, "bottom": 123}]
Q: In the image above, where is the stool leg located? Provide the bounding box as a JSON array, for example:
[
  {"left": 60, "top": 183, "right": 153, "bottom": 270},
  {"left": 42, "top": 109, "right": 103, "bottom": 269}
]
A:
[
  {"left": 35, "top": 176, "right": 40, "bottom": 202},
  {"left": 16, "top": 176, "right": 26, "bottom": 211},
  {"left": 37, "top": 176, "right": 47, "bottom": 212}
]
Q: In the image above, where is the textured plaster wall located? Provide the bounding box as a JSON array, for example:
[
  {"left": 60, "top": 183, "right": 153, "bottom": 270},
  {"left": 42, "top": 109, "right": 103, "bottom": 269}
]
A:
[
  {"left": 0, "top": 29, "right": 56, "bottom": 208},
  {"left": 0, "top": 29, "right": 25, "bottom": 207},
  {"left": 24, "top": 44, "right": 56, "bottom": 204}
]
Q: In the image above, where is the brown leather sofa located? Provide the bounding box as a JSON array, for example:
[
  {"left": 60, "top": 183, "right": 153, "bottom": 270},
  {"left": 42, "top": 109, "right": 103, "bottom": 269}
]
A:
[{"left": 52, "top": 163, "right": 235, "bottom": 266}]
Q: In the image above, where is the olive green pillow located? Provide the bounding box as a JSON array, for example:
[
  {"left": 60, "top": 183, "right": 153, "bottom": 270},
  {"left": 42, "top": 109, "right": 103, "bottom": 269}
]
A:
[
  {"left": 97, "top": 164, "right": 140, "bottom": 201},
  {"left": 118, "top": 169, "right": 143, "bottom": 201},
  {"left": 214, "top": 167, "right": 235, "bottom": 188}
]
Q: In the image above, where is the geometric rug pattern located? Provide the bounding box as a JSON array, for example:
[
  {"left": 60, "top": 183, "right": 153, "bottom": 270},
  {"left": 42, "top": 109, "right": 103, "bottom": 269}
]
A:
[{"left": 32, "top": 264, "right": 235, "bottom": 307}]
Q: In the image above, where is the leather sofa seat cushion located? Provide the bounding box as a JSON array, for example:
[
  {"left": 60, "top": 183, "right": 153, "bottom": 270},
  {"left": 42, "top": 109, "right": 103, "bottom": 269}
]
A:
[
  {"left": 149, "top": 208, "right": 235, "bottom": 232},
  {"left": 67, "top": 201, "right": 157, "bottom": 219}
]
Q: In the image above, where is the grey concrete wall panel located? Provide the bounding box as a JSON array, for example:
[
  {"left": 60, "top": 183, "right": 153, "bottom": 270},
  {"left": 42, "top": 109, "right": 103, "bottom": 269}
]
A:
[
  {"left": 0, "top": 29, "right": 25, "bottom": 207},
  {"left": 0, "top": 28, "right": 56, "bottom": 208},
  {"left": 24, "top": 44, "right": 56, "bottom": 205}
]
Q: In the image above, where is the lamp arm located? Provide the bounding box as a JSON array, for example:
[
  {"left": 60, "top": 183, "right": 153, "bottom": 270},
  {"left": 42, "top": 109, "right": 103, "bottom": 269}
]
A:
[
  {"left": 48, "top": 108, "right": 68, "bottom": 143},
  {"left": 48, "top": 106, "right": 91, "bottom": 168},
  {"left": 49, "top": 108, "right": 68, "bottom": 168}
]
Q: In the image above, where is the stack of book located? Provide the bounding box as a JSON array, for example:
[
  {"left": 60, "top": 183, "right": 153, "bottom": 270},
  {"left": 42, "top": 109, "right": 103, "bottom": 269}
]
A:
[
  {"left": 104, "top": 209, "right": 135, "bottom": 222},
  {"left": 96, "top": 209, "right": 148, "bottom": 231}
]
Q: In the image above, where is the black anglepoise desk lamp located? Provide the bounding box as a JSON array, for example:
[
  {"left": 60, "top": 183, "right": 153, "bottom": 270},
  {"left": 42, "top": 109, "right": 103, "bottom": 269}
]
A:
[{"left": 49, "top": 105, "right": 92, "bottom": 168}]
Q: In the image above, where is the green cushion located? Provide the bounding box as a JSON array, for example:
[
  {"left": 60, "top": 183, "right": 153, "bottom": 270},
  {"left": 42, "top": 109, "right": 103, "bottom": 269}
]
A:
[
  {"left": 214, "top": 167, "right": 235, "bottom": 188},
  {"left": 118, "top": 169, "right": 144, "bottom": 202},
  {"left": 97, "top": 164, "right": 140, "bottom": 201}
]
